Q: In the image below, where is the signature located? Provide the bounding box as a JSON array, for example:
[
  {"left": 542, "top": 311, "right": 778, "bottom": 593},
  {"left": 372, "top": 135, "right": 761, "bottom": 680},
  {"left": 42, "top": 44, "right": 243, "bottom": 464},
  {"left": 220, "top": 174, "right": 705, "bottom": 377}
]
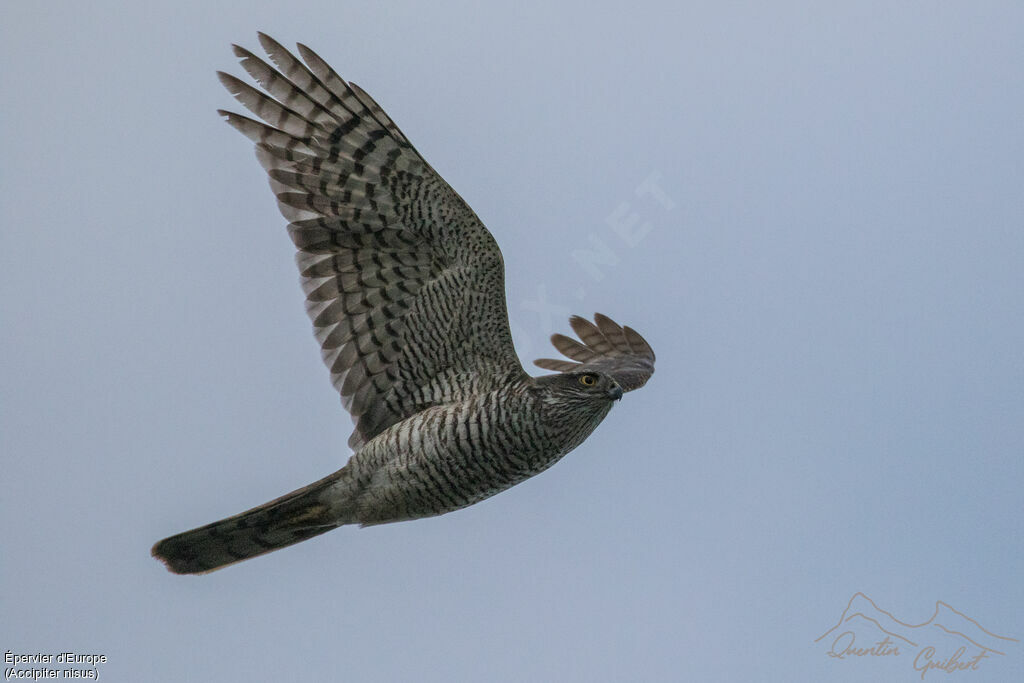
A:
[
  {"left": 913, "top": 646, "right": 990, "bottom": 680},
  {"left": 827, "top": 632, "right": 901, "bottom": 658},
  {"left": 817, "top": 593, "right": 1016, "bottom": 678}
]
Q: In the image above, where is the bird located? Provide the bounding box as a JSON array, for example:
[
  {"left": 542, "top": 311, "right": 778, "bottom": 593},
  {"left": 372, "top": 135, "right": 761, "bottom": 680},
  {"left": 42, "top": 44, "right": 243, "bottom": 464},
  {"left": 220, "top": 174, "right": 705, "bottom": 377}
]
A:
[{"left": 151, "top": 33, "right": 656, "bottom": 574}]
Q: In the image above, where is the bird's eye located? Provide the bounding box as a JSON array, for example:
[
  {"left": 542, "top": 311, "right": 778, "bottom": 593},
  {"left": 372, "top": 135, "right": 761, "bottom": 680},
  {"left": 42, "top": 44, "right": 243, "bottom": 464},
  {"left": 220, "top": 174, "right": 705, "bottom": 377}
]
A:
[{"left": 579, "top": 374, "right": 597, "bottom": 386}]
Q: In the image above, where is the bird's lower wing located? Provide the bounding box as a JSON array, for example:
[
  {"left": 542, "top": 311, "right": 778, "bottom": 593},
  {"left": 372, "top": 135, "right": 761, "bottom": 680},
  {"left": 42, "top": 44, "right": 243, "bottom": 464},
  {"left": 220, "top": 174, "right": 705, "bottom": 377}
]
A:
[{"left": 219, "top": 34, "right": 525, "bottom": 449}]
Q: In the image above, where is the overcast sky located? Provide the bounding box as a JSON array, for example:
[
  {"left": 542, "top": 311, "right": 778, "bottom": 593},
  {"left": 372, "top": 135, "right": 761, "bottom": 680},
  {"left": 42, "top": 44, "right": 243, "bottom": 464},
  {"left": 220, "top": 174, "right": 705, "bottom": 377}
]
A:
[{"left": 3, "top": 2, "right": 1022, "bottom": 681}]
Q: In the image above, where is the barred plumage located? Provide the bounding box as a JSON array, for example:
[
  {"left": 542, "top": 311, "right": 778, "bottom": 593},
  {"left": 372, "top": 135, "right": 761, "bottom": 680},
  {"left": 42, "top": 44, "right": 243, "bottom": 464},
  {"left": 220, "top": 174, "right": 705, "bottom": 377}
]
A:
[{"left": 152, "top": 34, "right": 656, "bottom": 575}]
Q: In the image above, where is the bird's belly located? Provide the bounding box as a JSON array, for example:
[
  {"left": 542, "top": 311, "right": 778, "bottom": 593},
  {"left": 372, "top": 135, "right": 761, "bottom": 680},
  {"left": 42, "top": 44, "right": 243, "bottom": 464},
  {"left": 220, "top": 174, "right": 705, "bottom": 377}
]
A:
[{"left": 347, "top": 408, "right": 563, "bottom": 525}]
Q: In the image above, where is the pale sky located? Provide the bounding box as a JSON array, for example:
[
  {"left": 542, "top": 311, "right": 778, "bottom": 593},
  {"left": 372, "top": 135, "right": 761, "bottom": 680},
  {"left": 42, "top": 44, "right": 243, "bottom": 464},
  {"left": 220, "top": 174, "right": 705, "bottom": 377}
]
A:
[{"left": 3, "top": 2, "right": 1022, "bottom": 681}]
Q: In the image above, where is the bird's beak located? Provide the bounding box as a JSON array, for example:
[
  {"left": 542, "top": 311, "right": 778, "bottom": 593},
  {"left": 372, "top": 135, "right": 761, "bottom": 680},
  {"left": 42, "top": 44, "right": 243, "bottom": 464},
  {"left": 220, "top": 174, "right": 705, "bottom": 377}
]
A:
[{"left": 607, "top": 384, "right": 623, "bottom": 401}]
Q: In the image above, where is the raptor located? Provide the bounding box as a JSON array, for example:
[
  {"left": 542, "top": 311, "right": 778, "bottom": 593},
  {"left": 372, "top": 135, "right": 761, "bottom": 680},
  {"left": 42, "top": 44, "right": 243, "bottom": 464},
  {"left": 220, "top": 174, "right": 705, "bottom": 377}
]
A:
[{"left": 152, "top": 34, "right": 655, "bottom": 574}]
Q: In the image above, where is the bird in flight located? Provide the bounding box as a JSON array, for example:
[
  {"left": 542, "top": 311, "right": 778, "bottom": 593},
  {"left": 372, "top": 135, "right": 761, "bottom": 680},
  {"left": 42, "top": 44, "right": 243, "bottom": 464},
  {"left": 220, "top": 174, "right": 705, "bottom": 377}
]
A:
[{"left": 152, "top": 34, "right": 655, "bottom": 574}]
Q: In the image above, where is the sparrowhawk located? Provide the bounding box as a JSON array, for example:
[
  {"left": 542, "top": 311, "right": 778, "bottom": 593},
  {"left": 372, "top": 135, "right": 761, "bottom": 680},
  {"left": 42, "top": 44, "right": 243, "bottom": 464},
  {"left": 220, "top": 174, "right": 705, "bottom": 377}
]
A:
[{"left": 152, "top": 34, "right": 656, "bottom": 574}]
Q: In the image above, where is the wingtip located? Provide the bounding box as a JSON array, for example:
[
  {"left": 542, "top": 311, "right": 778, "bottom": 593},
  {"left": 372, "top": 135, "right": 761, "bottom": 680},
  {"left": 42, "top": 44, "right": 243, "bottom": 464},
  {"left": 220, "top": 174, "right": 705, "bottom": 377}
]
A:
[
  {"left": 256, "top": 31, "right": 279, "bottom": 50},
  {"left": 296, "top": 42, "right": 330, "bottom": 73},
  {"left": 216, "top": 71, "right": 250, "bottom": 101},
  {"left": 256, "top": 32, "right": 291, "bottom": 65}
]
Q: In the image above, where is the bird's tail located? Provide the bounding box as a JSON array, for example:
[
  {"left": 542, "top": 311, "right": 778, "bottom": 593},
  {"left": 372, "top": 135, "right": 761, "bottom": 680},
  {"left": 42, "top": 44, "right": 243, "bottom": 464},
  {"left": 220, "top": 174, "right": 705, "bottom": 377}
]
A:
[{"left": 152, "top": 471, "right": 346, "bottom": 574}]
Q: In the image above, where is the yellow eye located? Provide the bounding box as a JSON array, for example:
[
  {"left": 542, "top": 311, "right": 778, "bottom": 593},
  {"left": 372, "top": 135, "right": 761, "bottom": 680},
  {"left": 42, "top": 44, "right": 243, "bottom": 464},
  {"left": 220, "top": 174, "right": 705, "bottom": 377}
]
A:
[{"left": 579, "top": 374, "right": 597, "bottom": 386}]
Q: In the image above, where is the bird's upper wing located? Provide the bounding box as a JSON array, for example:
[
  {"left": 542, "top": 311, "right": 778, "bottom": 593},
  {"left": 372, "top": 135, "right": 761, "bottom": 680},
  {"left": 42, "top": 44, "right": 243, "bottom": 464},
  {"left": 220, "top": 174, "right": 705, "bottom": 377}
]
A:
[
  {"left": 219, "top": 34, "right": 525, "bottom": 449},
  {"left": 534, "top": 314, "right": 655, "bottom": 391}
]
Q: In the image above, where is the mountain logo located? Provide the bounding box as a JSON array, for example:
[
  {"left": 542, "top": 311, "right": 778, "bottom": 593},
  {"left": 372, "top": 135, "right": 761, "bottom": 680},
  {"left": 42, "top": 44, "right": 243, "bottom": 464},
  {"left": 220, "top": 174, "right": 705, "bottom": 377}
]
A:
[{"left": 816, "top": 592, "right": 1017, "bottom": 678}]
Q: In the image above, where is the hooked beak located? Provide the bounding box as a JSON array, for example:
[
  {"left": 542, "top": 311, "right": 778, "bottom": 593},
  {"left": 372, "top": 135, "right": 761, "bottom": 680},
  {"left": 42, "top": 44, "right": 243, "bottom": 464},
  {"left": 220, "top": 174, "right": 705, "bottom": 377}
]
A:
[{"left": 607, "top": 384, "right": 623, "bottom": 401}]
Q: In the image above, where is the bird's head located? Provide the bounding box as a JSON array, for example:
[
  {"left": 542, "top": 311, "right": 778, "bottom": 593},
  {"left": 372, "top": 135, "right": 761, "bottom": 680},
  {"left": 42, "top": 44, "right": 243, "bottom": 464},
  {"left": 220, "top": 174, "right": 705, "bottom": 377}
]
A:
[
  {"left": 538, "top": 370, "right": 623, "bottom": 405},
  {"left": 532, "top": 370, "right": 622, "bottom": 450}
]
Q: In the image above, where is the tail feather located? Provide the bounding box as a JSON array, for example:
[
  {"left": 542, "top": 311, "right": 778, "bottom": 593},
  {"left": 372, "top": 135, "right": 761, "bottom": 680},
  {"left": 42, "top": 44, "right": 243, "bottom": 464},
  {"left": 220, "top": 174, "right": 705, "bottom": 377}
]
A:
[{"left": 152, "top": 472, "right": 345, "bottom": 574}]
